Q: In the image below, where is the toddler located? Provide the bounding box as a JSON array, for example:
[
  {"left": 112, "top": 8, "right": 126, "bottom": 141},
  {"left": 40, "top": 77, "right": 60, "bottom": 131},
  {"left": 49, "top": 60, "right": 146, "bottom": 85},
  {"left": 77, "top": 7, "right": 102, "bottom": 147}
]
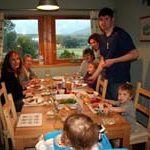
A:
[
  {"left": 61, "top": 113, "right": 100, "bottom": 150},
  {"left": 104, "top": 83, "right": 136, "bottom": 129},
  {"left": 84, "top": 62, "right": 98, "bottom": 90}
]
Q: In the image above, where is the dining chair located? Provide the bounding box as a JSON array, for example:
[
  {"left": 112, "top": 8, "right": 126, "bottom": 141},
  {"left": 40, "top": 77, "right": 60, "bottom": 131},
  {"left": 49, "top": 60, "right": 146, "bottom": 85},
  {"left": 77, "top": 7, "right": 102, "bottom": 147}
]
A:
[
  {"left": 3, "top": 93, "right": 18, "bottom": 149},
  {"left": 1, "top": 82, "right": 9, "bottom": 104},
  {"left": 130, "top": 82, "right": 150, "bottom": 150},
  {"left": 96, "top": 75, "right": 108, "bottom": 98},
  {"left": 0, "top": 83, "right": 10, "bottom": 150}
]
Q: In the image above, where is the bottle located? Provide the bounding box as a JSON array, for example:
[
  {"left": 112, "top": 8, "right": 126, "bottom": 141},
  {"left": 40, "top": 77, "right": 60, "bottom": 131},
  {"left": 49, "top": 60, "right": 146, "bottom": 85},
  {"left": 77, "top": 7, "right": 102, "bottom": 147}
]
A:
[{"left": 39, "top": 55, "right": 44, "bottom": 65}]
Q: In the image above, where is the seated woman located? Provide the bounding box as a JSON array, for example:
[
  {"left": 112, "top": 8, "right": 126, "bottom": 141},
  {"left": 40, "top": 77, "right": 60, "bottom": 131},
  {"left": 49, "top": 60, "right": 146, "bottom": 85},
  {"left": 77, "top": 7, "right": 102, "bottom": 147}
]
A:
[
  {"left": 1, "top": 51, "right": 26, "bottom": 112},
  {"left": 79, "top": 48, "right": 95, "bottom": 77},
  {"left": 84, "top": 62, "right": 98, "bottom": 90}
]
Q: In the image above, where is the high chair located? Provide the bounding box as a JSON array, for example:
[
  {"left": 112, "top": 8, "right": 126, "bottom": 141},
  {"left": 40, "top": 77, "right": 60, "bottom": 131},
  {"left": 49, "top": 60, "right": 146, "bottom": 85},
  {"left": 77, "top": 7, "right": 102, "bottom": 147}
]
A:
[{"left": 130, "top": 82, "right": 150, "bottom": 150}]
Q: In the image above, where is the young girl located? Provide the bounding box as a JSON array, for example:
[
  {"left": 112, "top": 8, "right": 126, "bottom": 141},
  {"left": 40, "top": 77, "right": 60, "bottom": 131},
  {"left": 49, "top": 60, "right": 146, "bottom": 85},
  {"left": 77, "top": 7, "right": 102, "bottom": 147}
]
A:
[
  {"left": 84, "top": 62, "right": 98, "bottom": 90},
  {"left": 61, "top": 113, "right": 100, "bottom": 150}
]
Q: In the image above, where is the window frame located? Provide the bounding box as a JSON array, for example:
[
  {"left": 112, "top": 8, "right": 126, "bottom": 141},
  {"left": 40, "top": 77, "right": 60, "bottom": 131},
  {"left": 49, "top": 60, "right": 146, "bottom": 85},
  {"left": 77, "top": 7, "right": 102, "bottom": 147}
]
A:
[{"left": 4, "top": 15, "right": 90, "bottom": 66}]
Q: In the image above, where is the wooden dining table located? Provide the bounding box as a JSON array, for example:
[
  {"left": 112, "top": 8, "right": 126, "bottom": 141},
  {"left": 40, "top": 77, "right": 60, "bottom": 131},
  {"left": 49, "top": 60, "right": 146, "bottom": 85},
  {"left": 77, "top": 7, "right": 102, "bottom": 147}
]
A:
[{"left": 13, "top": 78, "right": 130, "bottom": 150}]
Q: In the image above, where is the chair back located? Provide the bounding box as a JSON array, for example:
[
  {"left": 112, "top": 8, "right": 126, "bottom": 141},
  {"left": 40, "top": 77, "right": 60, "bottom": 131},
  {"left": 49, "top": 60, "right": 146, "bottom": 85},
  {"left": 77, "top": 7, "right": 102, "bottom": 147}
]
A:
[
  {"left": 3, "top": 93, "right": 18, "bottom": 148},
  {"left": 96, "top": 75, "right": 108, "bottom": 98},
  {"left": 0, "top": 82, "right": 9, "bottom": 104},
  {"left": 130, "top": 82, "right": 150, "bottom": 149},
  {"left": 0, "top": 82, "right": 10, "bottom": 149},
  {"left": 0, "top": 82, "right": 17, "bottom": 149},
  {"left": 134, "top": 82, "right": 150, "bottom": 131}
]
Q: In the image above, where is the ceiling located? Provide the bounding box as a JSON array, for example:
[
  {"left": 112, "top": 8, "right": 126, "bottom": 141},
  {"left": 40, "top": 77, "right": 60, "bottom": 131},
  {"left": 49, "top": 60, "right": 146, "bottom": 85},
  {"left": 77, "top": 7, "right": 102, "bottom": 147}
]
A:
[{"left": 0, "top": 0, "right": 114, "bottom": 13}]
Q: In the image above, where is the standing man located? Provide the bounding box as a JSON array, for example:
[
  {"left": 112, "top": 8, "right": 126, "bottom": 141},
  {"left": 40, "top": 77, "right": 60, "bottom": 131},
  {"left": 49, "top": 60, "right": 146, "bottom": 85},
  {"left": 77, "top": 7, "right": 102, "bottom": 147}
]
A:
[
  {"left": 88, "top": 33, "right": 101, "bottom": 61},
  {"left": 90, "top": 7, "right": 139, "bottom": 100}
]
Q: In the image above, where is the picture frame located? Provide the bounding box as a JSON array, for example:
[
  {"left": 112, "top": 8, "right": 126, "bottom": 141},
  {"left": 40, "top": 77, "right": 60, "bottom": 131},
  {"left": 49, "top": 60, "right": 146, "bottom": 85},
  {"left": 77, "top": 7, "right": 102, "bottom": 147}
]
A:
[{"left": 140, "top": 16, "right": 150, "bottom": 41}]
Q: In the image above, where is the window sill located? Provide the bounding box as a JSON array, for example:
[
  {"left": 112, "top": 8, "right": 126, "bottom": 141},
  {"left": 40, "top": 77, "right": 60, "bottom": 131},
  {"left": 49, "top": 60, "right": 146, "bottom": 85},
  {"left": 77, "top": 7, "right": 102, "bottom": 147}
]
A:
[{"left": 32, "top": 62, "right": 80, "bottom": 68}]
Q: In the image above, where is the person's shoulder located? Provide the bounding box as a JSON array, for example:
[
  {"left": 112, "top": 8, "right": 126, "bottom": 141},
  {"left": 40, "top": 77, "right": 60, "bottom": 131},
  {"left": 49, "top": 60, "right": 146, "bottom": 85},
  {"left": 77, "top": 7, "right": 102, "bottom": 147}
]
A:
[
  {"left": 114, "top": 26, "right": 130, "bottom": 36},
  {"left": 114, "top": 26, "right": 125, "bottom": 32},
  {"left": 124, "top": 100, "right": 134, "bottom": 106}
]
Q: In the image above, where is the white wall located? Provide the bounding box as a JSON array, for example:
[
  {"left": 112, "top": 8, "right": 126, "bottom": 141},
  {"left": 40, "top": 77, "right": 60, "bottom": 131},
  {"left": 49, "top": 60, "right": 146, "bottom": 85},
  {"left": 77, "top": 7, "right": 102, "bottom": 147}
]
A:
[{"left": 115, "top": 0, "right": 150, "bottom": 89}]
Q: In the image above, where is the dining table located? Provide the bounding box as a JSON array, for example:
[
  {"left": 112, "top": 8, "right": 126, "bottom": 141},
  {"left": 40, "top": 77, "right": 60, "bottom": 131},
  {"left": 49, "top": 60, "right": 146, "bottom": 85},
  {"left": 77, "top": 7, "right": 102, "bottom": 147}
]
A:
[{"left": 13, "top": 77, "right": 130, "bottom": 150}]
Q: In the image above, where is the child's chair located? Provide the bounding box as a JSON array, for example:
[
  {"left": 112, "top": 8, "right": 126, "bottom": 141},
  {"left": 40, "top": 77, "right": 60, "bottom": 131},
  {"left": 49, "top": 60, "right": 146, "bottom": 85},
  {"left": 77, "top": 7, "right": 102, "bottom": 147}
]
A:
[{"left": 130, "top": 82, "right": 150, "bottom": 150}]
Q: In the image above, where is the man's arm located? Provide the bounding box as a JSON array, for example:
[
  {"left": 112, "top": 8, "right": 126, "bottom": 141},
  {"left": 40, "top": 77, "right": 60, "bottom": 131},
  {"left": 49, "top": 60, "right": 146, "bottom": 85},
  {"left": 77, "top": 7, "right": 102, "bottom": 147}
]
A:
[{"left": 103, "top": 49, "right": 139, "bottom": 68}]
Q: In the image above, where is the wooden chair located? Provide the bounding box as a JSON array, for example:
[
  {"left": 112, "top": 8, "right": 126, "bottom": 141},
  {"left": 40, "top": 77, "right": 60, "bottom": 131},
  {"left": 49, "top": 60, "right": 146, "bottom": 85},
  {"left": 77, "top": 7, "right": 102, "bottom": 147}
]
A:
[
  {"left": 96, "top": 75, "right": 108, "bottom": 98},
  {"left": 0, "top": 83, "right": 10, "bottom": 150},
  {"left": 0, "top": 82, "right": 17, "bottom": 150},
  {"left": 1, "top": 82, "right": 9, "bottom": 104},
  {"left": 3, "top": 93, "right": 18, "bottom": 149},
  {"left": 130, "top": 82, "right": 150, "bottom": 150}
]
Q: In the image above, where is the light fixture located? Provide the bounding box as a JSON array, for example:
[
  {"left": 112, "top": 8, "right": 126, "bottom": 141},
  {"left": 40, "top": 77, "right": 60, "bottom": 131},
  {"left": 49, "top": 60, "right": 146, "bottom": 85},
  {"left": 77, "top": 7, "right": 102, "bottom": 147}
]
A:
[{"left": 37, "top": 0, "right": 60, "bottom": 10}]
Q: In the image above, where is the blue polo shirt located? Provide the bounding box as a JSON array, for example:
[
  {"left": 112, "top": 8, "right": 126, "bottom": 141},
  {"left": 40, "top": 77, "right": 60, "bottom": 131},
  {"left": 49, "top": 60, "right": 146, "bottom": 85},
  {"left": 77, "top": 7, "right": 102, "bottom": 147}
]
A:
[{"left": 100, "top": 26, "right": 136, "bottom": 83}]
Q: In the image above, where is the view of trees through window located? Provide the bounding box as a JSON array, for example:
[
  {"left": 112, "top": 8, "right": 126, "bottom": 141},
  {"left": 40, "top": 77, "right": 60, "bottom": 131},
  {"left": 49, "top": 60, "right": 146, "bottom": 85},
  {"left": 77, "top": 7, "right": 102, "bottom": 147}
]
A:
[
  {"left": 3, "top": 18, "right": 91, "bottom": 63},
  {"left": 56, "top": 19, "right": 91, "bottom": 59},
  {"left": 3, "top": 19, "right": 39, "bottom": 59}
]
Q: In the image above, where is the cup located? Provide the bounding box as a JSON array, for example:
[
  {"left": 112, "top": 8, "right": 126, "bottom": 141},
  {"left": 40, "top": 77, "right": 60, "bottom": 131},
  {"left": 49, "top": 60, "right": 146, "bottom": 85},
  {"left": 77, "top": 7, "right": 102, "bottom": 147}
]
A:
[{"left": 65, "top": 81, "right": 72, "bottom": 91}]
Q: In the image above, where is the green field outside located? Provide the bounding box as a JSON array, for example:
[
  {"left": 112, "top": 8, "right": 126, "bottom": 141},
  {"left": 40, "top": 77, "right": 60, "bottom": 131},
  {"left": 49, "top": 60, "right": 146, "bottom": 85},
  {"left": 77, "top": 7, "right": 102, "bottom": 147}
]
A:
[{"left": 57, "top": 48, "right": 84, "bottom": 59}]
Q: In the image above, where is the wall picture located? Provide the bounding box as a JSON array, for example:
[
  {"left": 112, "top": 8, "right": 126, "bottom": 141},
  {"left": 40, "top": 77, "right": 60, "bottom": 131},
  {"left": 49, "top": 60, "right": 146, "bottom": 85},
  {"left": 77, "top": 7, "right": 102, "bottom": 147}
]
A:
[{"left": 140, "top": 16, "right": 150, "bottom": 41}]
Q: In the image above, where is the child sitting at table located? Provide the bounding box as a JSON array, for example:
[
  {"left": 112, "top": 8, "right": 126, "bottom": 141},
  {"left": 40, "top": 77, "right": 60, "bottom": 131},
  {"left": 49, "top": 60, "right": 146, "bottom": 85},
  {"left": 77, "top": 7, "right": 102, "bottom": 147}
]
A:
[
  {"left": 61, "top": 113, "right": 100, "bottom": 150},
  {"left": 103, "top": 83, "right": 136, "bottom": 130},
  {"left": 84, "top": 62, "right": 98, "bottom": 90},
  {"left": 36, "top": 113, "right": 100, "bottom": 150}
]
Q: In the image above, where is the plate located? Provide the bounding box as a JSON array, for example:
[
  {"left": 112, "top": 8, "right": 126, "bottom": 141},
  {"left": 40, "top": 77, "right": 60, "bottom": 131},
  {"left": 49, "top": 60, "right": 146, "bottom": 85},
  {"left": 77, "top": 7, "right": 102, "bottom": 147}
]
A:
[
  {"left": 52, "top": 76, "right": 64, "bottom": 81},
  {"left": 23, "top": 97, "right": 44, "bottom": 106},
  {"left": 55, "top": 94, "right": 78, "bottom": 108}
]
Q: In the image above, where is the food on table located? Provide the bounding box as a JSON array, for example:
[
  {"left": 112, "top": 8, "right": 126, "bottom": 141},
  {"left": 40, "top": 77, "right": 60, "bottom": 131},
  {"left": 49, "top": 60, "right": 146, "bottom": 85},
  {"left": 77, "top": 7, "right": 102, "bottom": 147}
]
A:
[
  {"left": 86, "top": 89, "right": 94, "bottom": 94},
  {"left": 58, "top": 98, "right": 77, "bottom": 104}
]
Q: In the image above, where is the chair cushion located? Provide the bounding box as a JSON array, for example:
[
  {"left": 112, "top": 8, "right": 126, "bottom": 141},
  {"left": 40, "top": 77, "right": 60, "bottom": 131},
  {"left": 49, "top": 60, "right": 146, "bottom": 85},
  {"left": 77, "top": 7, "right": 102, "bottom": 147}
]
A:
[{"left": 130, "top": 122, "right": 150, "bottom": 144}]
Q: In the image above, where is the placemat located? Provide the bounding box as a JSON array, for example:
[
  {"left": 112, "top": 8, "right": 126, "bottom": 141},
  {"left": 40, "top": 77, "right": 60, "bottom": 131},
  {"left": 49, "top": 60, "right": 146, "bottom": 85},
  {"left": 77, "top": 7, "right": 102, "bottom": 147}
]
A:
[{"left": 17, "top": 113, "right": 42, "bottom": 127}]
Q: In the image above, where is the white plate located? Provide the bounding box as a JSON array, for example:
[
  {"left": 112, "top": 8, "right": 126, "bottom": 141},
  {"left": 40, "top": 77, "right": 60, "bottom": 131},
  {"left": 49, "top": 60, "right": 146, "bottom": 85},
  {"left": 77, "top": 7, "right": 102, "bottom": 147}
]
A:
[
  {"left": 23, "top": 97, "right": 44, "bottom": 106},
  {"left": 52, "top": 76, "right": 64, "bottom": 81},
  {"left": 54, "top": 94, "right": 78, "bottom": 105}
]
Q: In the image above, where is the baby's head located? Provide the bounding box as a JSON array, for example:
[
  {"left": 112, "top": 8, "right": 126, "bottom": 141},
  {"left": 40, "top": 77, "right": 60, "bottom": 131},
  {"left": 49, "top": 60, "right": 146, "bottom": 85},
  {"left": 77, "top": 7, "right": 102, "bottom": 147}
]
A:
[
  {"left": 118, "top": 83, "right": 135, "bottom": 103},
  {"left": 87, "top": 62, "right": 98, "bottom": 75},
  {"left": 62, "top": 113, "right": 99, "bottom": 150}
]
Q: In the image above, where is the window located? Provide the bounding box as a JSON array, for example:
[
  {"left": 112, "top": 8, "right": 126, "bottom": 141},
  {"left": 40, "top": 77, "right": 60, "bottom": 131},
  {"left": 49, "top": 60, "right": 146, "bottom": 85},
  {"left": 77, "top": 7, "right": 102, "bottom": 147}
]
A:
[
  {"left": 3, "top": 16, "right": 91, "bottom": 65},
  {"left": 56, "top": 19, "right": 91, "bottom": 60},
  {"left": 3, "top": 19, "right": 39, "bottom": 59}
]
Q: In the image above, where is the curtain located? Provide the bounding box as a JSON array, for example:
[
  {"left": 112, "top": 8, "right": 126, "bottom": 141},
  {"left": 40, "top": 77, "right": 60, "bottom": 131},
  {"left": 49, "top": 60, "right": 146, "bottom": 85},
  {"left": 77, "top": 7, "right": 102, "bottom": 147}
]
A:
[
  {"left": 0, "top": 12, "right": 4, "bottom": 63},
  {"left": 90, "top": 10, "right": 102, "bottom": 34}
]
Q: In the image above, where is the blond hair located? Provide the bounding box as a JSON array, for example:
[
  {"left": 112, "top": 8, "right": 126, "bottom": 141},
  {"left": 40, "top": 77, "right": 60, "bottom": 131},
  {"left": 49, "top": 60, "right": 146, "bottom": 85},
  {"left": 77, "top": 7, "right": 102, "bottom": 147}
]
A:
[{"left": 62, "top": 113, "right": 99, "bottom": 150}]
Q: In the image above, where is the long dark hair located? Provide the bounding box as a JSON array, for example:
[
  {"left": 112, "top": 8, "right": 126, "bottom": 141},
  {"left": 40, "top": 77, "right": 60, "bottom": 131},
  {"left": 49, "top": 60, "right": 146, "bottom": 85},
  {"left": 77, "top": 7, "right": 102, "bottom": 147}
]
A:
[{"left": 1, "top": 50, "right": 22, "bottom": 75}]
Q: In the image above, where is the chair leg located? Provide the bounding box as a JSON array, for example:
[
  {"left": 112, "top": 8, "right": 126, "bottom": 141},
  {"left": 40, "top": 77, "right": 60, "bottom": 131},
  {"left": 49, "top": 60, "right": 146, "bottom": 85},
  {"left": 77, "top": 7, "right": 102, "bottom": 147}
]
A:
[
  {"left": 145, "top": 141, "right": 150, "bottom": 150},
  {"left": 129, "top": 144, "right": 133, "bottom": 150},
  {"left": 0, "top": 122, "right": 4, "bottom": 144},
  {"left": 4, "top": 136, "right": 9, "bottom": 150}
]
